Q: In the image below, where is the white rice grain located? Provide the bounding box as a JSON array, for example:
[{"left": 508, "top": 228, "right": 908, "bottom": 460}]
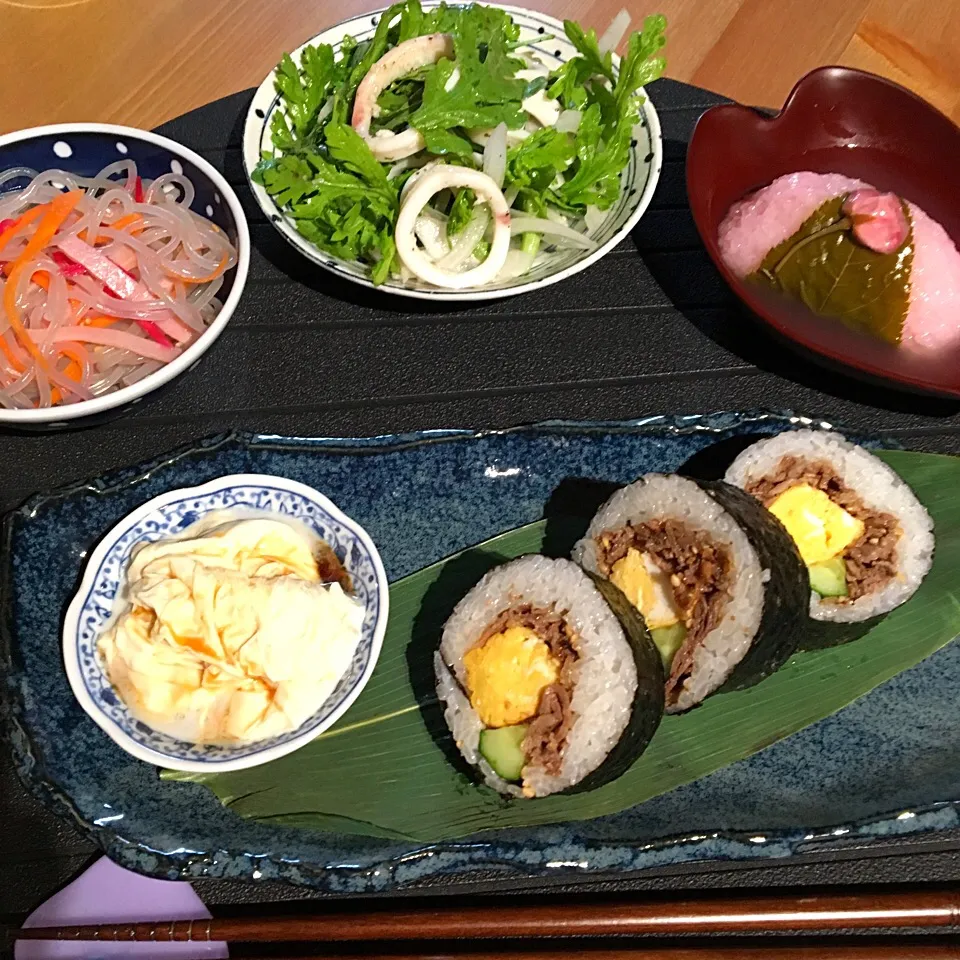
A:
[
  {"left": 573, "top": 474, "right": 767, "bottom": 714},
  {"left": 725, "top": 430, "right": 934, "bottom": 621},
  {"left": 437, "top": 555, "right": 638, "bottom": 798}
]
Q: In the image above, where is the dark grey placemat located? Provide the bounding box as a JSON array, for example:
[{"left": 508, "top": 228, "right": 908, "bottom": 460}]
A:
[{"left": 2, "top": 78, "right": 960, "bottom": 917}]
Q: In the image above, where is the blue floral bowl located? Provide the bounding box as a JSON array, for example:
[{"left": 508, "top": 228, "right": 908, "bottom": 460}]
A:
[{"left": 62, "top": 474, "right": 389, "bottom": 772}]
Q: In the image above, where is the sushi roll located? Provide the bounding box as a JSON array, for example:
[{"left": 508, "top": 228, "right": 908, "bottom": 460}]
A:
[
  {"left": 725, "top": 430, "right": 934, "bottom": 643},
  {"left": 435, "top": 556, "right": 663, "bottom": 798},
  {"left": 573, "top": 474, "right": 808, "bottom": 713},
  {"left": 718, "top": 172, "right": 960, "bottom": 350}
]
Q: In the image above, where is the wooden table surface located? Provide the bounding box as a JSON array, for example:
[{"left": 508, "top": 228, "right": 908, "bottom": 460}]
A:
[{"left": 1, "top": 0, "right": 958, "bottom": 135}]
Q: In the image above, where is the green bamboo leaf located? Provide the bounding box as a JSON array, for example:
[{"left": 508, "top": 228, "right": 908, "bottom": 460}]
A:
[{"left": 166, "top": 451, "right": 960, "bottom": 842}]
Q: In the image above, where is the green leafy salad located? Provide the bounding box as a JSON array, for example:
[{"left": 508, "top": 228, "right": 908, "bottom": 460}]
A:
[{"left": 252, "top": 2, "right": 667, "bottom": 289}]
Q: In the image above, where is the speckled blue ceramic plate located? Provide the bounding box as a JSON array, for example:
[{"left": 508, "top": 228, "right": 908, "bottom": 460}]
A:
[{"left": 4, "top": 412, "right": 960, "bottom": 893}]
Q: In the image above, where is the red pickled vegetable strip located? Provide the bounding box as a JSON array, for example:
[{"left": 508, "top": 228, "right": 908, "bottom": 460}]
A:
[
  {"left": 58, "top": 235, "right": 139, "bottom": 298},
  {"left": 57, "top": 236, "right": 174, "bottom": 348},
  {"left": 51, "top": 250, "right": 87, "bottom": 278},
  {"left": 136, "top": 319, "right": 174, "bottom": 348}
]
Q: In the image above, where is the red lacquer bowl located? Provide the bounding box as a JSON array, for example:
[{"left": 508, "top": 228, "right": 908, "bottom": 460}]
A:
[{"left": 687, "top": 66, "right": 960, "bottom": 398}]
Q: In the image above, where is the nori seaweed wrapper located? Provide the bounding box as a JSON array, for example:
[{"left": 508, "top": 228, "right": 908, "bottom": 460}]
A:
[
  {"left": 565, "top": 574, "right": 665, "bottom": 793},
  {"left": 801, "top": 614, "right": 886, "bottom": 651},
  {"left": 692, "top": 479, "right": 811, "bottom": 693}
]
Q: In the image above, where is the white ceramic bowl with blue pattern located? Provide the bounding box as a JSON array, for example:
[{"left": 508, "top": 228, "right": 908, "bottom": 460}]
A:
[
  {"left": 243, "top": 4, "right": 663, "bottom": 301},
  {"left": 63, "top": 474, "right": 389, "bottom": 772},
  {"left": 0, "top": 123, "right": 250, "bottom": 427}
]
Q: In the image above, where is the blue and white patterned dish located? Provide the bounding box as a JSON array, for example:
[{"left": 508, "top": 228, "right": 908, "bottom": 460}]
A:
[
  {"left": 243, "top": 4, "right": 663, "bottom": 302},
  {"left": 6, "top": 414, "right": 960, "bottom": 894},
  {"left": 62, "top": 474, "right": 389, "bottom": 773}
]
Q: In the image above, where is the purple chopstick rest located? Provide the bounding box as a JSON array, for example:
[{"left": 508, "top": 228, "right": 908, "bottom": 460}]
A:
[{"left": 16, "top": 857, "right": 229, "bottom": 959}]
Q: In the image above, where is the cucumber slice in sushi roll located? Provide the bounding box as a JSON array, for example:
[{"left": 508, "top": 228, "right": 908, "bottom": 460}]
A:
[
  {"left": 573, "top": 474, "right": 809, "bottom": 713},
  {"left": 725, "top": 430, "right": 934, "bottom": 646},
  {"left": 435, "top": 556, "right": 663, "bottom": 798}
]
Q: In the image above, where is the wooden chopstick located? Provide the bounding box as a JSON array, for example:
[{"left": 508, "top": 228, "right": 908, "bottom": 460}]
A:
[
  {"left": 179, "top": 945, "right": 960, "bottom": 960},
  {"left": 13, "top": 887, "right": 960, "bottom": 943}
]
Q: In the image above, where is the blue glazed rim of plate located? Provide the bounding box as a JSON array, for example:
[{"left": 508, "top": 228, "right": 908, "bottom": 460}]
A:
[
  {"left": 63, "top": 474, "right": 389, "bottom": 773},
  {"left": 6, "top": 410, "right": 960, "bottom": 894}
]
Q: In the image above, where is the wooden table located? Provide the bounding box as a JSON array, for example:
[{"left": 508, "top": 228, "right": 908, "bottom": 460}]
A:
[{"left": 1, "top": 0, "right": 958, "bottom": 136}]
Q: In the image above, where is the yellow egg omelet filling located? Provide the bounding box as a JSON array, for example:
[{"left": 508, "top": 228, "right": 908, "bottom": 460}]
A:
[
  {"left": 767, "top": 483, "right": 864, "bottom": 565},
  {"left": 463, "top": 626, "right": 559, "bottom": 728},
  {"left": 609, "top": 547, "right": 681, "bottom": 629}
]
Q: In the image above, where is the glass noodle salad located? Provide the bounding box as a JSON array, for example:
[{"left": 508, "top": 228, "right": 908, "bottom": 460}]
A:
[
  {"left": 253, "top": 1, "right": 667, "bottom": 289},
  {"left": 0, "top": 163, "right": 238, "bottom": 409}
]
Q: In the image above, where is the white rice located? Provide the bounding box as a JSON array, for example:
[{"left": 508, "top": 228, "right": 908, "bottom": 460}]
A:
[
  {"left": 725, "top": 430, "right": 934, "bottom": 621},
  {"left": 573, "top": 474, "right": 767, "bottom": 714},
  {"left": 436, "top": 555, "right": 638, "bottom": 798}
]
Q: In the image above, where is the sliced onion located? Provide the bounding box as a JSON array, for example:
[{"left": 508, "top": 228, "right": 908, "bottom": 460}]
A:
[
  {"left": 508, "top": 215, "right": 598, "bottom": 249},
  {"left": 315, "top": 96, "right": 334, "bottom": 127},
  {"left": 387, "top": 155, "right": 431, "bottom": 180},
  {"left": 504, "top": 186, "right": 520, "bottom": 208},
  {"left": 584, "top": 205, "right": 606, "bottom": 233},
  {"left": 498, "top": 248, "right": 535, "bottom": 281},
  {"left": 555, "top": 109, "right": 582, "bottom": 134},
  {"left": 482, "top": 123, "right": 508, "bottom": 189},
  {"left": 414, "top": 212, "right": 450, "bottom": 260},
  {"left": 599, "top": 9, "right": 631, "bottom": 54},
  {"left": 396, "top": 166, "right": 511, "bottom": 289},
  {"left": 436, "top": 209, "right": 488, "bottom": 272}
]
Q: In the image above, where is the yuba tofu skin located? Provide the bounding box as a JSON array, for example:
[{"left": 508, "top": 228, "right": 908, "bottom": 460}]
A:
[{"left": 718, "top": 172, "right": 960, "bottom": 350}]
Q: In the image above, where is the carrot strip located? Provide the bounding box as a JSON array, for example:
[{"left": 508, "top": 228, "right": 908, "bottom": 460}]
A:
[
  {"left": 0, "top": 333, "right": 25, "bottom": 373},
  {"left": 4, "top": 262, "right": 53, "bottom": 372},
  {"left": 110, "top": 213, "right": 142, "bottom": 232},
  {"left": 0, "top": 205, "right": 46, "bottom": 253},
  {"left": 58, "top": 346, "right": 84, "bottom": 381},
  {"left": 164, "top": 252, "right": 229, "bottom": 284},
  {"left": 12, "top": 191, "right": 83, "bottom": 269}
]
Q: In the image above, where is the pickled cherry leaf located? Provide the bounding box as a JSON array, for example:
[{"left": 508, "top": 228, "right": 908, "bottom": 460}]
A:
[{"left": 751, "top": 196, "right": 914, "bottom": 345}]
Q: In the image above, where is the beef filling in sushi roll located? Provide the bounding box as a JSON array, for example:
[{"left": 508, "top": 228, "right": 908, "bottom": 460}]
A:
[
  {"left": 435, "top": 556, "right": 663, "bottom": 798},
  {"left": 574, "top": 474, "right": 808, "bottom": 713},
  {"left": 725, "top": 430, "right": 934, "bottom": 632}
]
